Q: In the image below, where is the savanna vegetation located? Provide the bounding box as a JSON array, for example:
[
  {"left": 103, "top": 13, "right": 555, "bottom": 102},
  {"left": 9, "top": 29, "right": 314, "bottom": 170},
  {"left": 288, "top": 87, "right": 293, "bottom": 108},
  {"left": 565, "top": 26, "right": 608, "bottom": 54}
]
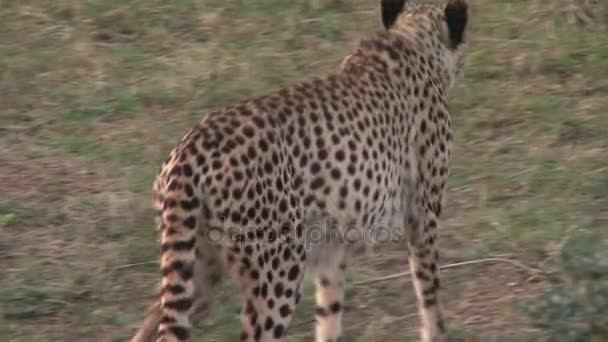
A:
[{"left": 1, "top": 0, "right": 607, "bottom": 341}]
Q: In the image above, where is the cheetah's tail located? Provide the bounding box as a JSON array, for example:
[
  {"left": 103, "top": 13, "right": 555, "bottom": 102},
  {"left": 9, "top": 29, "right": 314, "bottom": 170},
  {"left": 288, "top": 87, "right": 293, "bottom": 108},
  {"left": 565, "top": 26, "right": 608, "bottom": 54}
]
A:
[{"left": 154, "top": 172, "right": 200, "bottom": 341}]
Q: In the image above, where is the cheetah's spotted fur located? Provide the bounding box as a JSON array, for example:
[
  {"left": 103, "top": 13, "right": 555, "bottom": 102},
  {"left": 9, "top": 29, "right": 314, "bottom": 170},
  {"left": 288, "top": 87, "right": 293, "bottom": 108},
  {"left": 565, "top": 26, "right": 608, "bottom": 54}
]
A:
[{"left": 131, "top": 1, "right": 469, "bottom": 341}]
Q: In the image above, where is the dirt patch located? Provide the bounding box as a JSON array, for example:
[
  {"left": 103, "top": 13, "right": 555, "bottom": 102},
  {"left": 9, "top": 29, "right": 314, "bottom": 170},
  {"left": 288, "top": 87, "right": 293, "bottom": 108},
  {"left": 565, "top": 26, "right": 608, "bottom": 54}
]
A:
[
  {"left": 446, "top": 262, "right": 549, "bottom": 336},
  {"left": 0, "top": 141, "right": 113, "bottom": 203},
  {"left": 341, "top": 258, "right": 550, "bottom": 341}
]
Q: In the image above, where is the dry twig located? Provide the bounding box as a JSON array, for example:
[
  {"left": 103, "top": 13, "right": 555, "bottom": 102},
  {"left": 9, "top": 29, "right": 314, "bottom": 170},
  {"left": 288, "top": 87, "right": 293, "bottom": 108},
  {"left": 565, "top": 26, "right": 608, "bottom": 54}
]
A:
[
  {"left": 114, "top": 260, "right": 159, "bottom": 270},
  {"left": 353, "top": 257, "right": 545, "bottom": 286}
]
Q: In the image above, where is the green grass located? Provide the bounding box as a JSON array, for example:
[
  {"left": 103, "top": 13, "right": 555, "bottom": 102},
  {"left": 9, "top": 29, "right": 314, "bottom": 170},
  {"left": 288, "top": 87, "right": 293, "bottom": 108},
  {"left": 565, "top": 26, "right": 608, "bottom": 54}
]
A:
[{"left": 1, "top": 0, "right": 607, "bottom": 341}]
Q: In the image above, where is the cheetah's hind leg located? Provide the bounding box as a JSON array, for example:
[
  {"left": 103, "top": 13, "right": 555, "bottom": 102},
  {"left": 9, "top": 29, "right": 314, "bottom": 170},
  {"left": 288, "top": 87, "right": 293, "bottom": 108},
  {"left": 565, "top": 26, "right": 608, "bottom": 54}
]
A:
[
  {"left": 230, "top": 231, "right": 306, "bottom": 342},
  {"left": 312, "top": 244, "right": 346, "bottom": 342},
  {"left": 408, "top": 209, "right": 446, "bottom": 342}
]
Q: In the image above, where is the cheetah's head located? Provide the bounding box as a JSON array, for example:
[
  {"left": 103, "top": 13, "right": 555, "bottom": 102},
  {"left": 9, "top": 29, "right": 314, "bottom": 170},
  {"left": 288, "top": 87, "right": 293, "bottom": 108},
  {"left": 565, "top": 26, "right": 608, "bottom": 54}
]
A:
[{"left": 381, "top": 0, "right": 469, "bottom": 88}]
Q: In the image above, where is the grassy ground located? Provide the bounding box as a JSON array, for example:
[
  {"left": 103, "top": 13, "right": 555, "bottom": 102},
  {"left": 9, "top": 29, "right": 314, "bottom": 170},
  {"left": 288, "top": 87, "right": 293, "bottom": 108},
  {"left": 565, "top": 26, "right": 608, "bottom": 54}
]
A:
[{"left": 1, "top": 0, "right": 607, "bottom": 341}]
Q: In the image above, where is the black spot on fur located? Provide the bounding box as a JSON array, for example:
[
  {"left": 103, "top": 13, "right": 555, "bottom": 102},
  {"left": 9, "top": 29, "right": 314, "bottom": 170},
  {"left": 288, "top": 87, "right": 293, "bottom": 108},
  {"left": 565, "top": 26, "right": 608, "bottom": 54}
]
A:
[
  {"left": 273, "top": 324, "right": 285, "bottom": 338},
  {"left": 329, "top": 301, "right": 342, "bottom": 314},
  {"left": 164, "top": 298, "right": 193, "bottom": 311},
  {"left": 168, "top": 325, "right": 190, "bottom": 340},
  {"left": 287, "top": 265, "right": 300, "bottom": 281},
  {"left": 279, "top": 304, "right": 292, "bottom": 318},
  {"left": 264, "top": 316, "right": 274, "bottom": 330}
]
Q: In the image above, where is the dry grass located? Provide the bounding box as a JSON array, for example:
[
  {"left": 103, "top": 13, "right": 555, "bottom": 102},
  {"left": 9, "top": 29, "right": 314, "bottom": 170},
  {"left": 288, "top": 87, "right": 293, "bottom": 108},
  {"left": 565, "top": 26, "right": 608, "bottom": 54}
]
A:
[{"left": 1, "top": 0, "right": 607, "bottom": 341}]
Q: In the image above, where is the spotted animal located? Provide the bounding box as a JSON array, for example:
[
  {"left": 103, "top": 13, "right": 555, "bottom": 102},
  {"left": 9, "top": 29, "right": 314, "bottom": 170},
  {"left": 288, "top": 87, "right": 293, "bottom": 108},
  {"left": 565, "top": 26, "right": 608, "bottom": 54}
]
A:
[{"left": 130, "top": 0, "right": 469, "bottom": 341}]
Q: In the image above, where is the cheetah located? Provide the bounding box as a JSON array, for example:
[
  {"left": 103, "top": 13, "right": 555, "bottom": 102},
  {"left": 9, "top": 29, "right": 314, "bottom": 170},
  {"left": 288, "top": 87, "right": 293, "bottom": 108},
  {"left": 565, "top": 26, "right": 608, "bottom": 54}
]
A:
[{"left": 130, "top": 0, "right": 469, "bottom": 341}]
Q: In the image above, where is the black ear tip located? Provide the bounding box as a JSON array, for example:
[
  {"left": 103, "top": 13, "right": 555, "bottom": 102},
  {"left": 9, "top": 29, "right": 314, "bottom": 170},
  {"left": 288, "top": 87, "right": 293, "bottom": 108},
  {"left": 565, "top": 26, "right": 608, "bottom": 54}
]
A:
[
  {"left": 446, "top": 0, "right": 468, "bottom": 11},
  {"left": 445, "top": 0, "right": 468, "bottom": 48},
  {"left": 381, "top": 0, "right": 407, "bottom": 30}
]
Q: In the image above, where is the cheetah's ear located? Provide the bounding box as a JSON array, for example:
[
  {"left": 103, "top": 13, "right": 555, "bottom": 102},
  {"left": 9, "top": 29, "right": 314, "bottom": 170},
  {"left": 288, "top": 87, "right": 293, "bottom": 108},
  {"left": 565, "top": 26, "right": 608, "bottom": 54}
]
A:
[
  {"left": 381, "top": 0, "right": 407, "bottom": 30},
  {"left": 444, "top": 0, "right": 468, "bottom": 49}
]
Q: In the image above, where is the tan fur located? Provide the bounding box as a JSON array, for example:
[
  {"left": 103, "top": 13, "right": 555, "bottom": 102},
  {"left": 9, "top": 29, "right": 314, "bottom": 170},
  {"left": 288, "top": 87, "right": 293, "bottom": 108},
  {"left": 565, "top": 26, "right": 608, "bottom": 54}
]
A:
[{"left": 131, "top": 1, "right": 468, "bottom": 341}]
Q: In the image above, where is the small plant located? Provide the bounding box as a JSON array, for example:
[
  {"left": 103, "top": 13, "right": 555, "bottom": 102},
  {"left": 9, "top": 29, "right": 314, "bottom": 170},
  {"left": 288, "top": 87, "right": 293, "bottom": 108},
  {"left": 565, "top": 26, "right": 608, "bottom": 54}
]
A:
[
  {"left": 0, "top": 213, "right": 17, "bottom": 226},
  {"left": 517, "top": 229, "right": 608, "bottom": 341}
]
